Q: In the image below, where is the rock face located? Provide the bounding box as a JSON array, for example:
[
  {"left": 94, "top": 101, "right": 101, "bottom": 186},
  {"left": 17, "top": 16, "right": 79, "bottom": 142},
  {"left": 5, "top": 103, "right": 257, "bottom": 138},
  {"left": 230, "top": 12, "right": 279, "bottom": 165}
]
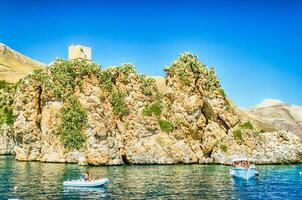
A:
[
  {"left": 244, "top": 99, "right": 302, "bottom": 138},
  {"left": 0, "top": 124, "right": 15, "bottom": 154},
  {"left": 0, "top": 82, "right": 15, "bottom": 154},
  {"left": 4, "top": 53, "right": 302, "bottom": 165},
  {"left": 0, "top": 43, "right": 45, "bottom": 83},
  {"left": 211, "top": 130, "right": 302, "bottom": 164}
]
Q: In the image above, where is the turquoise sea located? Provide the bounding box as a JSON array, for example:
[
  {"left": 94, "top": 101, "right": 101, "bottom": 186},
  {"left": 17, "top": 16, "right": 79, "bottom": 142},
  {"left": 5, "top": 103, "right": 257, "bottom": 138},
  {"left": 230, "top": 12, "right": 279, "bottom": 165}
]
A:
[{"left": 1, "top": 156, "right": 302, "bottom": 199}]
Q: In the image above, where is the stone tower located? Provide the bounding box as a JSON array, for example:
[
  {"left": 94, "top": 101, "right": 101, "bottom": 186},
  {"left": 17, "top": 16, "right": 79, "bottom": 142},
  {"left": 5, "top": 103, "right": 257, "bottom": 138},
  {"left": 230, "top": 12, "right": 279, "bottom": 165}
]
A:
[{"left": 68, "top": 44, "right": 92, "bottom": 61}]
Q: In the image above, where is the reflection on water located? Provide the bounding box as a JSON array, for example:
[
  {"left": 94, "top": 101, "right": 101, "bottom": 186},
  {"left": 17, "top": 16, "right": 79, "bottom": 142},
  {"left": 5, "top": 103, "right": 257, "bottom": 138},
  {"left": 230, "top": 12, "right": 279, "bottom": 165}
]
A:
[
  {"left": 231, "top": 176, "right": 259, "bottom": 200},
  {"left": 63, "top": 187, "right": 107, "bottom": 199},
  {"left": 1, "top": 156, "right": 302, "bottom": 199}
]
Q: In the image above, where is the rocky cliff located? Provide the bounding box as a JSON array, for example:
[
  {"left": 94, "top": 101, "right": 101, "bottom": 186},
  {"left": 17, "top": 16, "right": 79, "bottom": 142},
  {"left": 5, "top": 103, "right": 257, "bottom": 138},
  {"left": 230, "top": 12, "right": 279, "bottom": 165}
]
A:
[
  {"left": 0, "top": 81, "right": 15, "bottom": 154},
  {"left": 243, "top": 99, "right": 302, "bottom": 139},
  {"left": 0, "top": 43, "right": 45, "bottom": 83},
  {"left": 1, "top": 53, "right": 302, "bottom": 165}
]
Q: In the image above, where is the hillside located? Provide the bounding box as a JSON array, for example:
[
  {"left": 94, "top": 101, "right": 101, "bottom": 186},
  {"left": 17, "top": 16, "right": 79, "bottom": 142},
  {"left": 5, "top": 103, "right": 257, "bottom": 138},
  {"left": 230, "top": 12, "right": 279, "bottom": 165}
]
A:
[
  {"left": 0, "top": 43, "right": 45, "bottom": 83},
  {"left": 243, "top": 99, "right": 302, "bottom": 138}
]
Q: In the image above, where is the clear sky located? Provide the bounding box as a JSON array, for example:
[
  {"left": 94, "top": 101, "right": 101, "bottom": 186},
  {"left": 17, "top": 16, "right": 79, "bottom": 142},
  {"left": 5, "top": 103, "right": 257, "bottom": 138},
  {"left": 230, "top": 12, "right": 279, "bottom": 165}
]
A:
[{"left": 1, "top": 0, "right": 301, "bottom": 108}]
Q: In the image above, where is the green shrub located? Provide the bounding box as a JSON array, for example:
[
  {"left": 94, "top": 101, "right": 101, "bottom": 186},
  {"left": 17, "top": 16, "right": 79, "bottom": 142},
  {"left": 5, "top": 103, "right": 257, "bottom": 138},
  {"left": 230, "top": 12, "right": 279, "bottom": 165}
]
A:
[
  {"left": 203, "top": 68, "right": 220, "bottom": 92},
  {"left": 0, "top": 80, "right": 13, "bottom": 92},
  {"left": 139, "top": 75, "right": 157, "bottom": 96},
  {"left": 117, "top": 65, "right": 132, "bottom": 84},
  {"left": 240, "top": 121, "right": 254, "bottom": 130},
  {"left": 0, "top": 106, "right": 13, "bottom": 125},
  {"left": 163, "top": 53, "right": 221, "bottom": 91},
  {"left": 5, "top": 108, "right": 13, "bottom": 125},
  {"left": 218, "top": 88, "right": 226, "bottom": 98},
  {"left": 0, "top": 81, "right": 14, "bottom": 125},
  {"left": 2, "top": 46, "right": 8, "bottom": 55},
  {"left": 31, "top": 59, "right": 101, "bottom": 101},
  {"left": 220, "top": 144, "right": 228, "bottom": 152},
  {"left": 164, "top": 66, "right": 172, "bottom": 75},
  {"left": 159, "top": 119, "right": 173, "bottom": 132},
  {"left": 142, "top": 101, "right": 162, "bottom": 117},
  {"left": 110, "top": 90, "right": 129, "bottom": 117},
  {"left": 57, "top": 97, "right": 87, "bottom": 150},
  {"left": 118, "top": 63, "right": 136, "bottom": 74},
  {"left": 233, "top": 130, "right": 243, "bottom": 140},
  {"left": 259, "top": 129, "right": 265, "bottom": 133},
  {"left": 177, "top": 71, "right": 192, "bottom": 86},
  {"left": 0, "top": 80, "right": 9, "bottom": 90},
  {"left": 99, "top": 70, "right": 114, "bottom": 92}
]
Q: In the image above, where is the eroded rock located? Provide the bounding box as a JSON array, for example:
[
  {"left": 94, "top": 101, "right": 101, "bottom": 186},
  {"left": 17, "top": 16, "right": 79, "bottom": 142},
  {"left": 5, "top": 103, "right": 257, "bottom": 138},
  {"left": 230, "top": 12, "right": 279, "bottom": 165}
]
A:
[{"left": 6, "top": 54, "right": 302, "bottom": 165}]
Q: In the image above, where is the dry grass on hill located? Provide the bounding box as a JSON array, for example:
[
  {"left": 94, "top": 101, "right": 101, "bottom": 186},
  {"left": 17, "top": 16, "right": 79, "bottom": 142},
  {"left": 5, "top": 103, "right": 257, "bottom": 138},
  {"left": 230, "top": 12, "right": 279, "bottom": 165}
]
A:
[{"left": 0, "top": 43, "right": 45, "bottom": 83}]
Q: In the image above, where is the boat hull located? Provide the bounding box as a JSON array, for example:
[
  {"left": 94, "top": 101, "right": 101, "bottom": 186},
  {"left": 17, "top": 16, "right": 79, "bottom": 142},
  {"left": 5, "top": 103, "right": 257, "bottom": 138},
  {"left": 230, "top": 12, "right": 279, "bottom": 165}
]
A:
[
  {"left": 63, "top": 178, "right": 109, "bottom": 187},
  {"left": 230, "top": 168, "right": 257, "bottom": 179}
]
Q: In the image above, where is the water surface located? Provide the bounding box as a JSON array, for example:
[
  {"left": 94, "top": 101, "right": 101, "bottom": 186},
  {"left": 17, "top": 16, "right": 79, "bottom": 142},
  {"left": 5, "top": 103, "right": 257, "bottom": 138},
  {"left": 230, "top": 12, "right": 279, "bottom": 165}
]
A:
[{"left": 1, "top": 156, "right": 302, "bottom": 199}]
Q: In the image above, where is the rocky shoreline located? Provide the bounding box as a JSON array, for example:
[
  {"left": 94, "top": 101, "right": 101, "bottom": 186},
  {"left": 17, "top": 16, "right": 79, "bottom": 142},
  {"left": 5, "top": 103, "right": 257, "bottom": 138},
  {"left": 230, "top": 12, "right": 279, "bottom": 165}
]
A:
[{"left": 1, "top": 53, "right": 302, "bottom": 165}]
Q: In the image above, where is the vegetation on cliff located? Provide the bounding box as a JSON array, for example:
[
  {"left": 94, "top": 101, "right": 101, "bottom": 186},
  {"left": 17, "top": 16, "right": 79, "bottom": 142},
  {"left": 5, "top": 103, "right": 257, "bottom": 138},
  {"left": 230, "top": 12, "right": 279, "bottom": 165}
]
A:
[
  {"left": 29, "top": 59, "right": 100, "bottom": 101},
  {"left": 240, "top": 121, "right": 254, "bottom": 130},
  {"left": 164, "top": 53, "right": 221, "bottom": 91},
  {"left": 0, "top": 80, "right": 14, "bottom": 126},
  {"left": 19, "top": 60, "right": 100, "bottom": 149},
  {"left": 142, "top": 100, "right": 162, "bottom": 117},
  {"left": 219, "top": 144, "right": 228, "bottom": 153},
  {"left": 0, "top": 80, "right": 12, "bottom": 90},
  {"left": 7, "top": 52, "right": 302, "bottom": 165},
  {"left": 142, "top": 100, "right": 174, "bottom": 132},
  {"left": 110, "top": 90, "right": 130, "bottom": 117},
  {"left": 159, "top": 119, "right": 173, "bottom": 132},
  {"left": 164, "top": 53, "right": 230, "bottom": 108},
  {"left": 233, "top": 129, "right": 243, "bottom": 141},
  {"left": 18, "top": 59, "right": 160, "bottom": 149},
  {"left": 57, "top": 97, "right": 87, "bottom": 150},
  {"left": 139, "top": 76, "right": 158, "bottom": 96}
]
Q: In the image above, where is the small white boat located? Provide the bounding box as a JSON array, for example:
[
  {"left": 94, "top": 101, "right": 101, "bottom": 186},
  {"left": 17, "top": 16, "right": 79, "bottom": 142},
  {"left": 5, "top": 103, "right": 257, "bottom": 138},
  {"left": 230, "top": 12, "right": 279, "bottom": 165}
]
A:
[
  {"left": 229, "top": 157, "right": 258, "bottom": 179},
  {"left": 63, "top": 178, "right": 109, "bottom": 187}
]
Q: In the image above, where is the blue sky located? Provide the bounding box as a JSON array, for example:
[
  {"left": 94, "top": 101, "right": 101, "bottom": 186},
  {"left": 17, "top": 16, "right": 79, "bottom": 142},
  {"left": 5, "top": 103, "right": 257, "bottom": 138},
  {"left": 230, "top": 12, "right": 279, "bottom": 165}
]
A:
[{"left": 0, "top": 0, "right": 301, "bottom": 107}]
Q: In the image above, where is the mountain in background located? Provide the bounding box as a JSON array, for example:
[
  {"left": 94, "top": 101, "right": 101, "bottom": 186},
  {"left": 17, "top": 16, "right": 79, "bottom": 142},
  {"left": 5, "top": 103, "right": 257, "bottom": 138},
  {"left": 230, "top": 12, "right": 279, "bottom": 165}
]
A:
[
  {"left": 243, "top": 99, "right": 302, "bottom": 138},
  {"left": 0, "top": 43, "right": 45, "bottom": 83}
]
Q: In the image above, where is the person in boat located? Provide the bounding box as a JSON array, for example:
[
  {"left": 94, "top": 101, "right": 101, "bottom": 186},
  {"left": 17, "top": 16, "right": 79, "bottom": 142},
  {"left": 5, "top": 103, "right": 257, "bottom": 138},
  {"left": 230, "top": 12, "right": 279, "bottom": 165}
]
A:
[
  {"left": 233, "top": 161, "right": 241, "bottom": 167},
  {"left": 233, "top": 160, "right": 251, "bottom": 168},
  {"left": 84, "top": 172, "right": 92, "bottom": 182},
  {"left": 241, "top": 160, "right": 248, "bottom": 168}
]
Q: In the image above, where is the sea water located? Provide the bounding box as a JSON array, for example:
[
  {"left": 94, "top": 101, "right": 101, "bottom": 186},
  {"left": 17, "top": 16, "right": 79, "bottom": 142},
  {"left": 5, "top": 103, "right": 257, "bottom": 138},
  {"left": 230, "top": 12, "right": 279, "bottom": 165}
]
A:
[{"left": 1, "top": 156, "right": 302, "bottom": 199}]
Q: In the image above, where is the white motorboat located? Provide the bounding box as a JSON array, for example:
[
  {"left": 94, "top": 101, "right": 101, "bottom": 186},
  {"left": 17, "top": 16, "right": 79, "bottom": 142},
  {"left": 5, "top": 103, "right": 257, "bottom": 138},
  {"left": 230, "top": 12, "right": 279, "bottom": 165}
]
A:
[
  {"left": 63, "top": 178, "right": 109, "bottom": 187},
  {"left": 229, "top": 157, "right": 258, "bottom": 179}
]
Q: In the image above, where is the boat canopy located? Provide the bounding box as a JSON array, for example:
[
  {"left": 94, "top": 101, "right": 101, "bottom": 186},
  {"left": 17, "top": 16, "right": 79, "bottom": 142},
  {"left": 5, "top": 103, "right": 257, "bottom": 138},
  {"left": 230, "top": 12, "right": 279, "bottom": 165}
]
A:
[{"left": 232, "top": 156, "right": 248, "bottom": 162}]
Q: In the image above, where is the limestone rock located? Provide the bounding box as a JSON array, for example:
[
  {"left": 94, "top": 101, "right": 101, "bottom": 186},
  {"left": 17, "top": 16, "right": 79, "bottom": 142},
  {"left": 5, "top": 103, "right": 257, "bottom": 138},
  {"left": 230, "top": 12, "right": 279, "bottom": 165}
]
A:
[
  {"left": 5, "top": 53, "right": 302, "bottom": 165},
  {"left": 253, "top": 130, "right": 302, "bottom": 164},
  {"left": 0, "top": 124, "right": 15, "bottom": 154}
]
